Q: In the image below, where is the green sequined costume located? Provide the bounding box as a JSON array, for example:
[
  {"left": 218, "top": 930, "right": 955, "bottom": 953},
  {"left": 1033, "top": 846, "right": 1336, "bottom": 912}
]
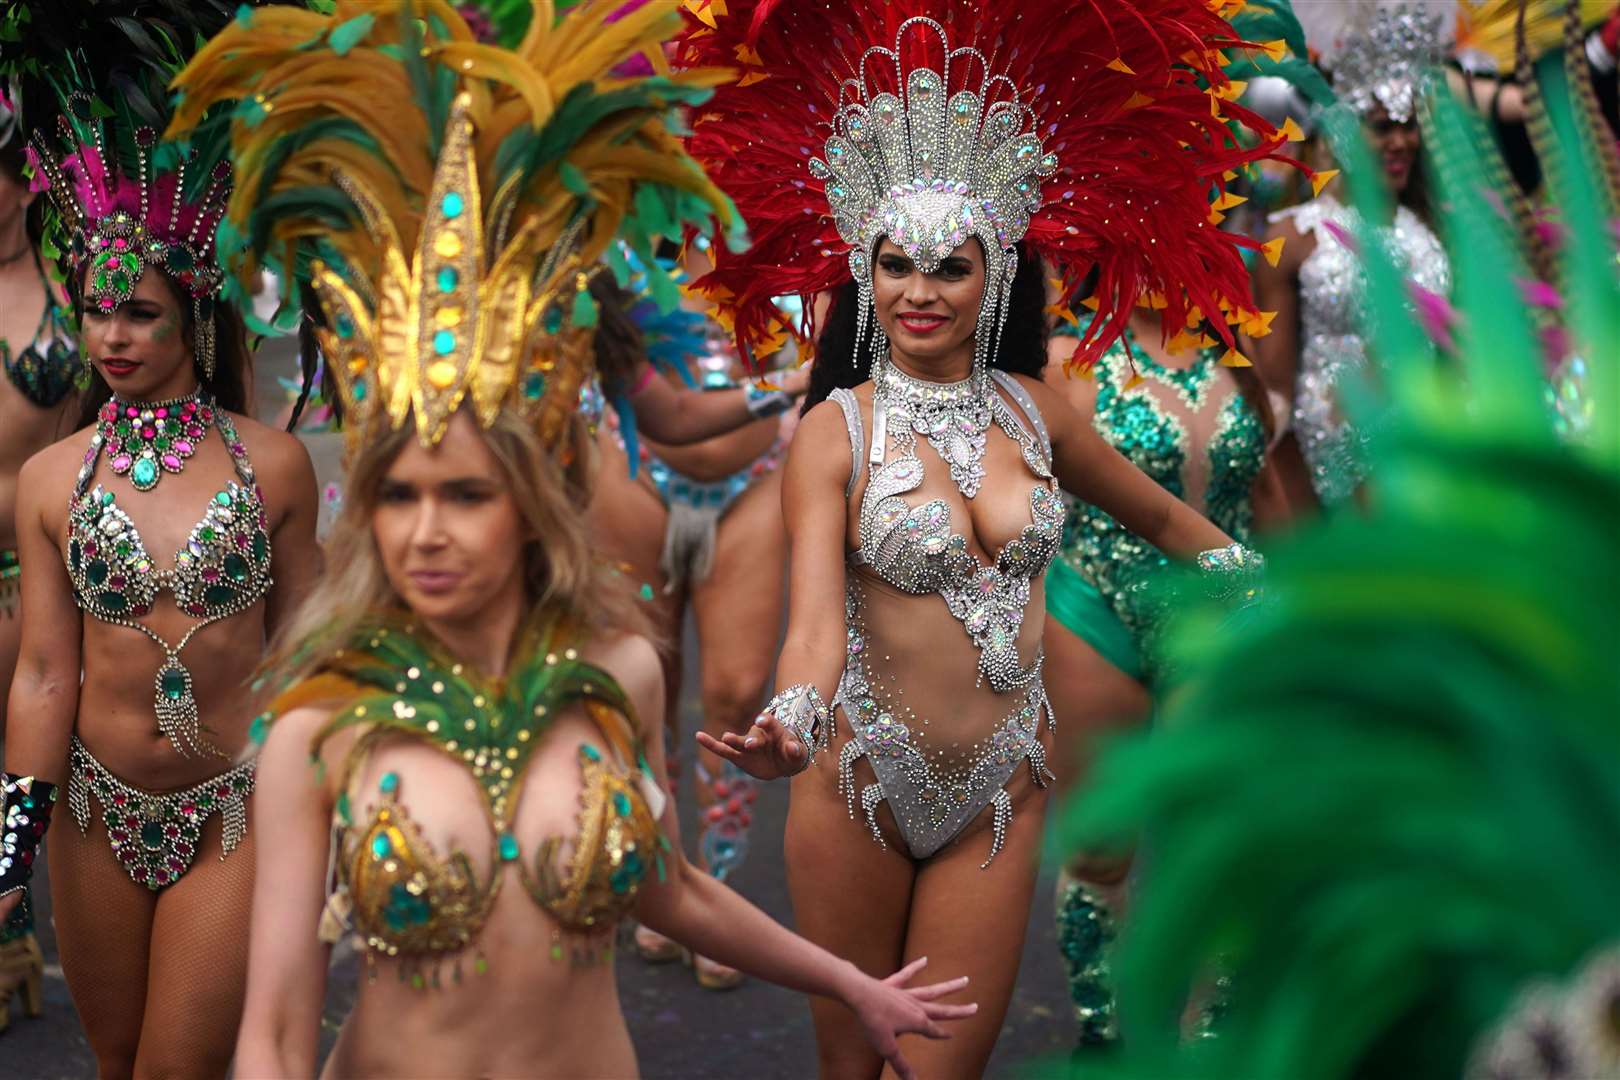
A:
[{"left": 1046, "top": 325, "right": 1266, "bottom": 681}]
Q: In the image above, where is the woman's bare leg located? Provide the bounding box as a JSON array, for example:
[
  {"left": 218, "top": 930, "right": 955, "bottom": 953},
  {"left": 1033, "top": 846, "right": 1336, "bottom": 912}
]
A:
[
  {"left": 48, "top": 808, "right": 159, "bottom": 1079},
  {"left": 1042, "top": 614, "right": 1151, "bottom": 797},
  {"left": 132, "top": 820, "right": 255, "bottom": 1079},
  {"left": 688, "top": 470, "right": 786, "bottom": 881},
  {"left": 587, "top": 437, "right": 685, "bottom": 958},
  {"left": 1042, "top": 614, "right": 1152, "bottom": 1043},
  {"left": 785, "top": 736, "right": 919, "bottom": 1080},
  {"left": 884, "top": 783, "right": 1049, "bottom": 1080}
]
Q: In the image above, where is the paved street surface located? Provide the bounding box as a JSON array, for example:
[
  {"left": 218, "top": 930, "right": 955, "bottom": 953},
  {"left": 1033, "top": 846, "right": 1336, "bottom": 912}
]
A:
[{"left": 2, "top": 338, "right": 1079, "bottom": 1077}]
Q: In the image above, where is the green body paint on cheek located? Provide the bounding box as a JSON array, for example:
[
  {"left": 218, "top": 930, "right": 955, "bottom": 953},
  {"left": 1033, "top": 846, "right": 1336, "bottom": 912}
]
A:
[{"left": 152, "top": 312, "right": 181, "bottom": 343}]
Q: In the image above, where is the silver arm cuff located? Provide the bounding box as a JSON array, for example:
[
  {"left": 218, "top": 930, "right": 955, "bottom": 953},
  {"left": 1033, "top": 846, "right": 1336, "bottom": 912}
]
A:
[
  {"left": 1196, "top": 543, "right": 1267, "bottom": 606},
  {"left": 761, "top": 684, "right": 833, "bottom": 774}
]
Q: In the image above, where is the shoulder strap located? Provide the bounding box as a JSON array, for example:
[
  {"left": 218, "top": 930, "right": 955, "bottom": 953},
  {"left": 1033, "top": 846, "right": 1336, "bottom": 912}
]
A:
[
  {"left": 990, "top": 371, "right": 1052, "bottom": 463},
  {"left": 828, "top": 387, "right": 864, "bottom": 500}
]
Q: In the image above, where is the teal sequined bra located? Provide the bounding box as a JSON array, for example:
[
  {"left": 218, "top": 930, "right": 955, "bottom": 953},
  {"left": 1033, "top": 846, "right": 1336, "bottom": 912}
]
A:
[
  {"left": 1057, "top": 332, "right": 1265, "bottom": 648},
  {"left": 2, "top": 255, "right": 82, "bottom": 408}
]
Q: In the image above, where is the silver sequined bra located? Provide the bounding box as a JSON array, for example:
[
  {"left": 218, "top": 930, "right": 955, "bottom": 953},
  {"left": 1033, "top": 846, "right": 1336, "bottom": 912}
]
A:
[
  {"left": 1276, "top": 195, "right": 1450, "bottom": 504},
  {"left": 827, "top": 370, "right": 1063, "bottom": 867}
]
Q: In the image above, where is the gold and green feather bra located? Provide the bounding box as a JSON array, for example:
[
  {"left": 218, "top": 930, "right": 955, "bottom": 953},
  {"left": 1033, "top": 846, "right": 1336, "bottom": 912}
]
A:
[{"left": 261, "top": 614, "right": 667, "bottom": 985}]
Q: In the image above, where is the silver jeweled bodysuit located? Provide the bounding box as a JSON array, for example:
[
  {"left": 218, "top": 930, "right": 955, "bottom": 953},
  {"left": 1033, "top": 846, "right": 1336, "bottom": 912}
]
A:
[
  {"left": 828, "top": 369, "right": 1063, "bottom": 867},
  {"left": 1275, "top": 194, "right": 1450, "bottom": 504}
]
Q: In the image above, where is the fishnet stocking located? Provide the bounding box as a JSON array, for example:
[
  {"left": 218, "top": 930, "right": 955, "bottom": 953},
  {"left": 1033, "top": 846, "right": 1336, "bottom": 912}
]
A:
[
  {"left": 48, "top": 786, "right": 254, "bottom": 1077},
  {"left": 48, "top": 813, "right": 157, "bottom": 1076},
  {"left": 135, "top": 822, "right": 254, "bottom": 1078}
]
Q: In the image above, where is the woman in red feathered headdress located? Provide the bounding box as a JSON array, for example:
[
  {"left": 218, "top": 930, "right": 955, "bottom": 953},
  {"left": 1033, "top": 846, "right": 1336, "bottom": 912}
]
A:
[{"left": 685, "top": 1, "right": 1283, "bottom": 1073}]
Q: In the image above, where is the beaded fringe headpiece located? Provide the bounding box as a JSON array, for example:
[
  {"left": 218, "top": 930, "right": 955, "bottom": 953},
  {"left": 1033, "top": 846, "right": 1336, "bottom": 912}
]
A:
[
  {"left": 680, "top": 0, "right": 1291, "bottom": 373},
  {"left": 16, "top": 32, "right": 238, "bottom": 378}
]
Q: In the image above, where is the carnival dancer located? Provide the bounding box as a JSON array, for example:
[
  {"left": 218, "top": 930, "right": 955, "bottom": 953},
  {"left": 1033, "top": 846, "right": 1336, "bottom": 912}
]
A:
[
  {"left": 0, "top": 90, "right": 85, "bottom": 1033},
  {"left": 589, "top": 263, "right": 806, "bottom": 989},
  {"left": 1252, "top": 3, "right": 1453, "bottom": 508},
  {"left": 0, "top": 18, "right": 321, "bottom": 1074},
  {"left": 681, "top": 3, "right": 1279, "bottom": 1074},
  {"left": 1042, "top": 305, "right": 1281, "bottom": 1044},
  {"left": 172, "top": 4, "right": 976, "bottom": 1076}
]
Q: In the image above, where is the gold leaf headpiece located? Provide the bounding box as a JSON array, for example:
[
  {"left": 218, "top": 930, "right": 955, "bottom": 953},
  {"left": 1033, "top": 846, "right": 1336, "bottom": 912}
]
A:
[{"left": 168, "top": 0, "right": 738, "bottom": 454}]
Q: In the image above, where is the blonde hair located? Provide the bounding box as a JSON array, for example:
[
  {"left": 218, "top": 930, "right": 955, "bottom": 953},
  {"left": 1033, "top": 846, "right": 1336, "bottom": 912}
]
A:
[{"left": 262, "top": 408, "right": 649, "bottom": 691}]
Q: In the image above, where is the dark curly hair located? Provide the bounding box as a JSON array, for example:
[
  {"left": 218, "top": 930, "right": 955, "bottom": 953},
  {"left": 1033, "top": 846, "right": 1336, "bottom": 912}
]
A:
[{"left": 803, "top": 240, "right": 1050, "bottom": 413}]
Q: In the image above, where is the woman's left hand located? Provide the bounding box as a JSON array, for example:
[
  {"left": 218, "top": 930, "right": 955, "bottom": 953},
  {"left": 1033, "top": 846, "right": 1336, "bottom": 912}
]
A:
[{"left": 841, "top": 956, "right": 978, "bottom": 1080}]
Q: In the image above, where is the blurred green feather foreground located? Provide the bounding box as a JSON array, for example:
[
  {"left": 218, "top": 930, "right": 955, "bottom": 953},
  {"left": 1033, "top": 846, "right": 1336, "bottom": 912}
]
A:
[{"left": 1050, "top": 39, "right": 1620, "bottom": 1080}]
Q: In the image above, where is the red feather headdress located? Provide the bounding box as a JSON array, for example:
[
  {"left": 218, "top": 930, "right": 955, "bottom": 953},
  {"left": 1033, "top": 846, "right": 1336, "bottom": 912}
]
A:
[{"left": 678, "top": 0, "right": 1290, "bottom": 371}]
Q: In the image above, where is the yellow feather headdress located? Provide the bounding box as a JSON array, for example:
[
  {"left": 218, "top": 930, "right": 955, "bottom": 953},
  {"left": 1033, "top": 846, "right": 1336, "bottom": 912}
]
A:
[{"left": 167, "top": 0, "right": 738, "bottom": 451}]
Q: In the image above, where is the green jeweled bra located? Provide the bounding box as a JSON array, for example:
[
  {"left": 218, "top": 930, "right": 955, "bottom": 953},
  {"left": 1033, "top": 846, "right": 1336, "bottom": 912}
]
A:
[
  {"left": 259, "top": 613, "right": 669, "bottom": 982},
  {"left": 67, "top": 393, "right": 274, "bottom": 758}
]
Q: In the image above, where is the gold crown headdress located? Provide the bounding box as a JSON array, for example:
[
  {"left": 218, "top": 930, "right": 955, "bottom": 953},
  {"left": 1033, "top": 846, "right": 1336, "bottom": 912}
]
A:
[{"left": 168, "top": 0, "right": 738, "bottom": 453}]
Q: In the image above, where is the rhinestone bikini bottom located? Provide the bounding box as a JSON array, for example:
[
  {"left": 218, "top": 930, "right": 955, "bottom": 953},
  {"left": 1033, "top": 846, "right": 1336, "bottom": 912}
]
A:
[
  {"left": 832, "top": 648, "right": 1052, "bottom": 869},
  {"left": 68, "top": 736, "right": 255, "bottom": 891}
]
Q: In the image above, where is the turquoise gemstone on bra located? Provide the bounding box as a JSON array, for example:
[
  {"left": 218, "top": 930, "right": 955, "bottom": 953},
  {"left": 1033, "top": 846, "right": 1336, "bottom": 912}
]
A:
[
  {"left": 498, "top": 832, "right": 520, "bottom": 862},
  {"left": 371, "top": 832, "right": 391, "bottom": 859}
]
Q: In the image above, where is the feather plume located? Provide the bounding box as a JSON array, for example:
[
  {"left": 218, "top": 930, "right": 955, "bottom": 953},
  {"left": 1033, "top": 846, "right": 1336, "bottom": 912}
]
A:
[
  {"left": 675, "top": 0, "right": 1288, "bottom": 369},
  {"left": 168, "top": 0, "right": 739, "bottom": 450}
]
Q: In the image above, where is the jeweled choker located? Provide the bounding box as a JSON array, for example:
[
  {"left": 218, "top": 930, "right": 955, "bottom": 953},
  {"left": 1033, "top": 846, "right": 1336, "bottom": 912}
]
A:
[{"left": 95, "top": 392, "right": 209, "bottom": 492}]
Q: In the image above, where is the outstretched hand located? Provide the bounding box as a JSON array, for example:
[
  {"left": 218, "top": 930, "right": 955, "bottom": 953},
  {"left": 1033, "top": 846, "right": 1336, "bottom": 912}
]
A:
[
  {"left": 846, "top": 956, "right": 978, "bottom": 1080},
  {"left": 694, "top": 709, "right": 808, "bottom": 780}
]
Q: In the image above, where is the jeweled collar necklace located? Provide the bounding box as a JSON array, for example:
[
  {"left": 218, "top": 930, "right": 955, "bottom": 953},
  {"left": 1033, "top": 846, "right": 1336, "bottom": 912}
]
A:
[
  {"left": 94, "top": 390, "right": 211, "bottom": 492},
  {"left": 872, "top": 351, "right": 993, "bottom": 500}
]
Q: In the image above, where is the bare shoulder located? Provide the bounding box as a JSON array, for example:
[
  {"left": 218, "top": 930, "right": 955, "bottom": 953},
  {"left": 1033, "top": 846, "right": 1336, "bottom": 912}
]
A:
[
  {"left": 259, "top": 704, "right": 333, "bottom": 772},
  {"left": 581, "top": 630, "right": 663, "bottom": 730},
  {"left": 1007, "top": 370, "right": 1064, "bottom": 411},
  {"left": 259, "top": 704, "right": 347, "bottom": 802},
  {"left": 1035, "top": 357, "right": 1099, "bottom": 416},
  {"left": 226, "top": 411, "right": 313, "bottom": 473},
  {"left": 226, "top": 412, "right": 316, "bottom": 499},
  {"left": 789, "top": 392, "right": 865, "bottom": 481},
  {"left": 19, "top": 425, "right": 92, "bottom": 524}
]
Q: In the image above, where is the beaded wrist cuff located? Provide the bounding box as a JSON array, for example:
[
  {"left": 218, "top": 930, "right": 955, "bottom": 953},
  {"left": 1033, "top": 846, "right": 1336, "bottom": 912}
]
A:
[
  {"left": 1196, "top": 543, "right": 1267, "bottom": 606},
  {"left": 1, "top": 773, "right": 58, "bottom": 899},
  {"left": 761, "top": 684, "right": 833, "bottom": 774},
  {"left": 744, "top": 384, "right": 794, "bottom": 420}
]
